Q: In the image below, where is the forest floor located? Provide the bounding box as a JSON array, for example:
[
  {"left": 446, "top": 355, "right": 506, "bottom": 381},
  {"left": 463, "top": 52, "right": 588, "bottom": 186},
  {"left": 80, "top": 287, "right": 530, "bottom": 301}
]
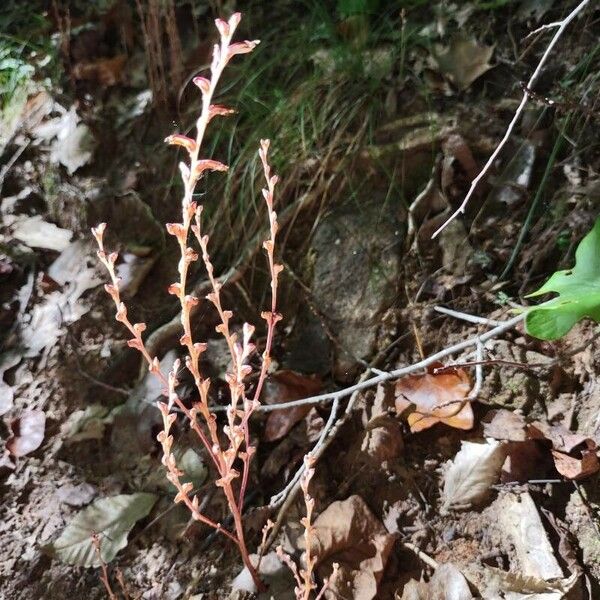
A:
[{"left": 1, "top": 1, "right": 600, "bottom": 599}]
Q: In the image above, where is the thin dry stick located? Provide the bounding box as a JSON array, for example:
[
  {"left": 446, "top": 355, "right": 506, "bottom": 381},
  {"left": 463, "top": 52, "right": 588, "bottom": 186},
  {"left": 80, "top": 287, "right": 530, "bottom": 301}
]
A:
[
  {"left": 270, "top": 397, "right": 339, "bottom": 508},
  {"left": 433, "top": 306, "right": 502, "bottom": 327},
  {"left": 214, "top": 313, "right": 526, "bottom": 415},
  {"left": 265, "top": 373, "right": 368, "bottom": 550},
  {"left": 431, "top": 0, "right": 591, "bottom": 239}
]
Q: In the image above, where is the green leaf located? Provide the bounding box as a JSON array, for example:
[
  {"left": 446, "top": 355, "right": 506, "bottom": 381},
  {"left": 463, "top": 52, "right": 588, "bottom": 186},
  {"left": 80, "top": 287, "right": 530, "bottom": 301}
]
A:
[
  {"left": 525, "top": 217, "right": 600, "bottom": 340},
  {"left": 46, "top": 493, "right": 157, "bottom": 567}
]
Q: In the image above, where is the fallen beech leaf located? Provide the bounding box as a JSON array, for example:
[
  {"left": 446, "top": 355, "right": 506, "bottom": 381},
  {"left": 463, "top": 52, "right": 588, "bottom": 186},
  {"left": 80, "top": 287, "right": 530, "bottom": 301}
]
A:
[
  {"left": 433, "top": 36, "right": 495, "bottom": 91},
  {"left": 441, "top": 440, "right": 505, "bottom": 512},
  {"left": 395, "top": 365, "right": 473, "bottom": 432},
  {"left": 263, "top": 370, "right": 322, "bottom": 442},
  {"left": 400, "top": 563, "right": 473, "bottom": 600},
  {"left": 528, "top": 421, "right": 599, "bottom": 480},
  {"left": 310, "top": 495, "right": 395, "bottom": 600},
  {"left": 551, "top": 448, "right": 599, "bottom": 480},
  {"left": 7, "top": 410, "right": 46, "bottom": 457},
  {"left": 528, "top": 421, "right": 591, "bottom": 453}
]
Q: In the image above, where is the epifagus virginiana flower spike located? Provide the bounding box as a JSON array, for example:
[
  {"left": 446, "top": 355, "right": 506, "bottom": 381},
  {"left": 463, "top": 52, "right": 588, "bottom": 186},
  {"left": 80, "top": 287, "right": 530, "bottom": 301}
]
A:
[
  {"left": 214, "top": 18, "right": 230, "bottom": 37},
  {"left": 93, "top": 13, "right": 274, "bottom": 592},
  {"left": 227, "top": 12, "right": 242, "bottom": 32},
  {"left": 91, "top": 223, "right": 106, "bottom": 244}
]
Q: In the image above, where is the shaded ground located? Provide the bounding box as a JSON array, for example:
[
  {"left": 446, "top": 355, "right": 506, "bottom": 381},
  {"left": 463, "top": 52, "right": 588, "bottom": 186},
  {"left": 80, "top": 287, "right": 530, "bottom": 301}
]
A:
[{"left": 1, "top": 1, "right": 600, "bottom": 598}]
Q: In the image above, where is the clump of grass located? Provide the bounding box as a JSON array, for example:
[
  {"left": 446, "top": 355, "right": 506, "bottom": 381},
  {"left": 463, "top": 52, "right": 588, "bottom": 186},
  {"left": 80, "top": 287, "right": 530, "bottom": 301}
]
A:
[{"left": 188, "top": 1, "right": 410, "bottom": 269}]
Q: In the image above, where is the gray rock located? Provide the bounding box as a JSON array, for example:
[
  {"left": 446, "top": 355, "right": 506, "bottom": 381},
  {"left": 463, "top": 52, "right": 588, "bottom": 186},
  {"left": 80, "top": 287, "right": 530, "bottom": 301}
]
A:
[{"left": 288, "top": 202, "right": 404, "bottom": 380}]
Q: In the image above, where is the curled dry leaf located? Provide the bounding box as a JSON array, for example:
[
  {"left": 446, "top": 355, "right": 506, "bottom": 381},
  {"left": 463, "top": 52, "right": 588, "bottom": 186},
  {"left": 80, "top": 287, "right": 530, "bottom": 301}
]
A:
[
  {"left": 551, "top": 446, "right": 599, "bottom": 480},
  {"left": 263, "top": 370, "right": 323, "bottom": 442},
  {"left": 441, "top": 439, "right": 505, "bottom": 513},
  {"left": 484, "top": 410, "right": 600, "bottom": 481},
  {"left": 395, "top": 364, "right": 473, "bottom": 433},
  {"left": 478, "top": 567, "right": 579, "bottom": 600},
  {"left": 7, "top": 410, "right": 46, "bottom": 457},
  {"left": 310, "top": 495, "right": 395, "bottom": 600},
  {"left": 528, "top": 421, "right": 600, "bottom": 480},
  {"left": 528, "top": 421, "right": 592, "bottom": 454}
]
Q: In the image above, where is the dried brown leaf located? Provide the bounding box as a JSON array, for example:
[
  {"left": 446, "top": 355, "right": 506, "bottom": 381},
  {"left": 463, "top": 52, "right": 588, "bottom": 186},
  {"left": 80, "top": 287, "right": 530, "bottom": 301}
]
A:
[
  {"left": 551, "top": 448, "right": 599, "bottom": 480},
  {"left": 441, "top": 440, "right": 505, "bottom": 512},
  {"left": 395, "top": 365, "right": 473, "bottom": 433},
  {"left": 263, "top": 371, "right": 322, "bottom": 442},
  {"left": 483, "top": 409, "right": 528, "bottom": 442},
  {"left": 400, "top": 563, "right": 474, "bottom": 599},
  {"left": 72, "top": 55, "right": 127, "bottom": 86},
  {"left": 528, "top": 422, "right": 592, "bottom": 454},
  {"left": 310, "top": 495, "right": 395, "bottom": 600}
]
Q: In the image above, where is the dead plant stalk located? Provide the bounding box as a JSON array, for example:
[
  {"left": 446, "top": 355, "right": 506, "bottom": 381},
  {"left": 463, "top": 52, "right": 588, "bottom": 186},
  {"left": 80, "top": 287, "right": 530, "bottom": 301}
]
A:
[{"left": 93, "top": 13, "right": 276, "bottom": 590}]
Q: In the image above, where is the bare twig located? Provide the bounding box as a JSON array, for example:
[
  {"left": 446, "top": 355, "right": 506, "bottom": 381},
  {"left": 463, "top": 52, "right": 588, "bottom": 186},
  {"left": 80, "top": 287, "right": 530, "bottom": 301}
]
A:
[
  {"left": 469, "top": 339, "right": 484, "bottom": 400},
  {"left": 433, "top": 306, "right": 502, "bottom": 327},
  {"left": 402, "top": 541, "right": 439, "bottom": 570},
  {"left": 215, "top": 313, "right": 525, "bottom": 414},
  {"left": 431, "top": 0, "right": 591, "bottom": 238},
  {"left": 270, "top": 398, "right": 340, "bottom": 508}
]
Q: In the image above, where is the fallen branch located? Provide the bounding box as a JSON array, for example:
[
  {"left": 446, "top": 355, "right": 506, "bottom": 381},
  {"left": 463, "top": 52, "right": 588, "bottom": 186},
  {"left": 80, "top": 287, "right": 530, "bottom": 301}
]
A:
[
  {"left": 431, "top": 0, "right": 591, "bottom": 239},
  {"left": 213, "top": 312, "right": 525, "bottom": 414}
]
